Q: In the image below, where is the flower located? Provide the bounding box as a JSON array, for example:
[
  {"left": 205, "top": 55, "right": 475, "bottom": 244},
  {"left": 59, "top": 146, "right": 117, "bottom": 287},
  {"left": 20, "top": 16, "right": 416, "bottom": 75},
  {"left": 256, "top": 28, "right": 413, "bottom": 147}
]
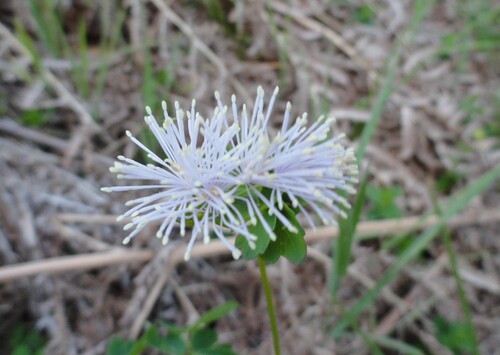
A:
[
  {"left": 102, "top": 100, "right": 254, "bottom": 260},
  {"left": 213, "top": 87, "right": 358, "bottom": 237},
  {"left": 102, "top": 86, "right": 357, "bottom": 260}
]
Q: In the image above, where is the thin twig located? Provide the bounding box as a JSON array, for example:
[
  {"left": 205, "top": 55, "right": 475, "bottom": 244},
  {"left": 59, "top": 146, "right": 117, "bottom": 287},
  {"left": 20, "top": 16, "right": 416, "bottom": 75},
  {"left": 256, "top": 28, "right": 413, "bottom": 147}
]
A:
[
  {"left": 169, "top": 277, "right": 200, "bottom": 325},
  {"left": 128, "top": 247, "right": 176, "bottom": 339},
  {"left": 0, "top": 249, "right": 154, "bottom": 282},
  {"left": 0, "top": 117, "right": 67, "bottom": 151},
  {"left": 54, "top": 213, "right": 124, "bottom": 225},
  {"left": 52, "top": 221, "right": 116, "bottom": 252},
  {"left": 1, "top": 209, "right": 499, "bottom": 283},
  {"left": 0, "top": 118, "right": 114, "bottom": 167}
]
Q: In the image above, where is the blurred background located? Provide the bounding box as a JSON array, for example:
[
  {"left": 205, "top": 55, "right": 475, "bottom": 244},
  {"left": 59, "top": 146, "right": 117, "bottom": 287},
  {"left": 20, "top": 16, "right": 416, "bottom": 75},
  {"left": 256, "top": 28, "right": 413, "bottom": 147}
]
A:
[{"left": 0, "top": 0, "right": 499, "bottom": 354}]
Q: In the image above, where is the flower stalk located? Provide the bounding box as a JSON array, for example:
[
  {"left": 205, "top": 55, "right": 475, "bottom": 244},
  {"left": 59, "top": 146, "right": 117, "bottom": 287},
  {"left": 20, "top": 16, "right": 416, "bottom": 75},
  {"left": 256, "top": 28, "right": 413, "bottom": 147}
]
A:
[{"left": 257, "top": 256, "right": 280, "bottom": 355}]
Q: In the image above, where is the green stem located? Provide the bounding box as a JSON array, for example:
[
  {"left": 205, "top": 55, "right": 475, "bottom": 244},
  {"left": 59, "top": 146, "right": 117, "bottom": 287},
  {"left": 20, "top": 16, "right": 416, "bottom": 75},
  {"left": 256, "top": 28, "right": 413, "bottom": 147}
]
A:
[{"left": 257, "top": 257, "right": 281, "bottom": 355}]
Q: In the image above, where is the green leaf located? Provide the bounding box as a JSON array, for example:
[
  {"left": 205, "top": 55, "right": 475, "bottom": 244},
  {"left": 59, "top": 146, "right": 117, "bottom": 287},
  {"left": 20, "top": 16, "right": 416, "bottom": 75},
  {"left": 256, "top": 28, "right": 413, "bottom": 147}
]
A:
[
  {"left": 20, "top": 109, "right": 48, "bottom": 127},
  {"left": 434, "top": 317, "right": 477, "bottom": 354},
  {"left": 353, "top": 4, "right": 375, "bottom": 24},
  {"left": 260, "top": 204, "right": 306, "bottom": 264},
  {"left": 191, "top": 327, "right": 217, "bottom": 350},
  {"left": 193, "top": 343, "right": 237, "bottom": 355},
  {"left": 231, "top": 186, "right": 266, "bottom": 223},
  {"left": 365, "top": 185, "right": 402, "bottom": 220},
  {"left": 106, "top": 337, "right": 136, "bottom": 355},
  {"left": 258, "top": 236, "right": 281, "bottom": 264},
  {"left": 8, "top": 324, "right": 45, "bottom": 355},
  {"left": 12, "top": 345, "right": 31, "bottom": 355},
  {"left": 143, "top": 325, "right": 186, "bottom": 354},
  {"left": 191, "top": 301, "right": 239, "bottom": 331},
  {"left": 235, "top": 210, "right": 276, "bottom": 260}
]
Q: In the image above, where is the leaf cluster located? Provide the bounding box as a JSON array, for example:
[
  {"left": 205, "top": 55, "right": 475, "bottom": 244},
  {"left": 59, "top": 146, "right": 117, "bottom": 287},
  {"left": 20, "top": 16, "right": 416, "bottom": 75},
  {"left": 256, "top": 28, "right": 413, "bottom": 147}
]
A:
[
  {"left": 107, "top": 301, "right": 238, "bottom": 355},
  {"left": 235, "top": 189, "right": 307, "bottom": 265}
]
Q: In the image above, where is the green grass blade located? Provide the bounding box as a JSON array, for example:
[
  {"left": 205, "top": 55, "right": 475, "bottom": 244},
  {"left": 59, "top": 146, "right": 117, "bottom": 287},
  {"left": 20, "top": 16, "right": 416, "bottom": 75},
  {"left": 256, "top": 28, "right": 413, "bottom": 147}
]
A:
[
  {"left": 13, "top": 19, "right": 43, "bottom": 80},
  {"left": 190, "top": 300, "right": 239, "bottom": 331},
  {"left": 201, "top": 0, "right": 228, "bottom": 30},
  {"left": 142, "top": 38, "right": 155, "bottom": 108},
  {"left": 434, "top": 181, "right": 480, "bottom": 355},
  {"left": 330, "top": 175, "right": 368, "bottom": 295},
  {"left": 440, "top": 168, "right": 500, "bottom": 219},
  {"left": 28, "top": 0, "right": 55, "bottom": 55},
  {"left": 441, "top": 227, "right": 480, "bottom": 355},
  {"left": 73, "top": 19, "right": 90, "bottom": 99},
  {"left": 28, "top": 0, "right": 69, "bottom": 57},
  {"left": 45, "top": 2, "right": 70, "bottom": 56},
  {"left": 332, "top": 166, "right": 500, "bottom": 338}
]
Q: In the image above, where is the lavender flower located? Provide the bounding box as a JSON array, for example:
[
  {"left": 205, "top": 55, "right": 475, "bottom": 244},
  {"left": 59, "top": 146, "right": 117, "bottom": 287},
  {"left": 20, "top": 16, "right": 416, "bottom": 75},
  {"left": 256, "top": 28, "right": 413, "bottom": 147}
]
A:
[
  {"left": 102, "top": 100, "right": 254, "bottom": 260},
  {"left": 102, "top": 87, "right": 357, "bottom": 260},
  {"left": 214, "top": 87, "right": 358, "bottom": 238}
]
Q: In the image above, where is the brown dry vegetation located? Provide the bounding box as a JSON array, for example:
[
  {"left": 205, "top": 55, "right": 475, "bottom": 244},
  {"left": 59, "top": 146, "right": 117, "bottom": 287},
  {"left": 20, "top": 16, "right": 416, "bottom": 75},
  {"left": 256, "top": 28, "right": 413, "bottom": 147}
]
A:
[{"left": 0, "top": 0, "right": 500, "bottom": 354}]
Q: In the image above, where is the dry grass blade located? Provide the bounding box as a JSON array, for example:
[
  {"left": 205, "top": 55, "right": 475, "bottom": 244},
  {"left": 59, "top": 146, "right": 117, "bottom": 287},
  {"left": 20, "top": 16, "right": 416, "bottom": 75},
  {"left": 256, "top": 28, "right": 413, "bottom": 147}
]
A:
[
  {"left": 1, "top": 208, "right": 499, "bottom": 283},
  {"left": 0, "top": 249, "right": 154, "bottom": 282}
]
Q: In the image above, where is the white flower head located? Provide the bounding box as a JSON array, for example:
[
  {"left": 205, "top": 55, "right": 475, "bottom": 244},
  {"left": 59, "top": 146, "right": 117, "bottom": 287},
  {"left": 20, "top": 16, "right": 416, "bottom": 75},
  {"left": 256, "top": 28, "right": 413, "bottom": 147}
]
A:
[
  {"left": 103, "top": 87, "right": 357, "bottom": 260},
  {"left": 103, "top": 100, "right": 254, "bottom": 260},
  {"left": 214, "top": 86, "right": 358, "bottom": 233}
]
